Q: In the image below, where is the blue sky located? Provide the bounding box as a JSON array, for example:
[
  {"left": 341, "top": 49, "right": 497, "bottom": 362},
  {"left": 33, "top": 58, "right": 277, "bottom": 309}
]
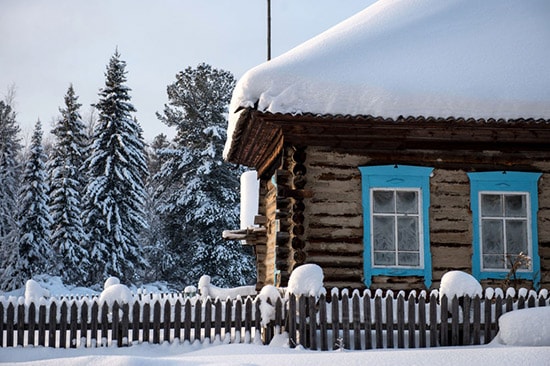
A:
[{"left": 0, "top": 0, "right": 374, "bottom": 141}]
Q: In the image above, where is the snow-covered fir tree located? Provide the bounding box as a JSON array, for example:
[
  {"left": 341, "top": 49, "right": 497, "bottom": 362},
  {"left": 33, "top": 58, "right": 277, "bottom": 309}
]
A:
[
  {"left": 16, "top": 120, "right": 53, "bottom": 286},
  {"left": 156, "top": 63, "right": 255, "bottom": 287},
  {"left": 83, "top": 51, "right": 148, "bottom": 285},
  {"left": 48, "top": 85, "right": 89, "bottom": 285},
  {"left": 140, "top": 134, "right": 173, "bottom": 283},
  {"left": 0, "top": 100, "right": 22, "bottom": 291}
]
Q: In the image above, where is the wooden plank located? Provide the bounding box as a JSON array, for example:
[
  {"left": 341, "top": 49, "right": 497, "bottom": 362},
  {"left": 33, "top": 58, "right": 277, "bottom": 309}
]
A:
[
  {"left": 245, "top": 298, "right": 253, "bottom": 343},
  {"left": 451, "top": 297, "right": 459, "bottom": 346},
  {"left": 385, "top": 294, "right": 394, "bottom": 348},
  {"left": 214, "top": 299, "right": 222, "bottom": 342},
  {"left": 331, "top": 291, "right": 339, "bottom": 350},
  {"left": 121, "top": 303, "right": 129, "bottom": 346},
  {"left": 70, "top": 303, "right": 78, "bottom": 348},
  {"left": 440, "top": 295, "right": 448, "bottom": 347},
  {"left": 374, "top": 295, "right": 383, "bottom": 348},
  {"left": 224, "top": 299, "right": 232, "bottom": 343},
  {"left": 418, "top": 295, "right": 426, "bottom": 348},
  {"left": 49, "top": 302, "right": 57, "bottom": 348},
  {"left": 235, "top": 299, "right": 242, "bottom": 343},
  {"left": 0, "top": 303, "right": 4, "bottom": 347},
  {"left": 309, "top": 295, "right": 317, "bottom": 350},
  {"left": 397, "top": 294, "right": 405, "bottom": 348},
  {"left": 80, "top": 302, "right": 89, "bottom": 347},
  {"left": 194, "top": 299, "right": 203, "bottom": 343},
  {"left": 429, "top": 293, "right": 438, "bottom": 347},
  {"left": 352, "top": 293, "right": 361, "bottom": 350},
  {"left": 408, "top": 293, "right": 416, "bottom": 348},
  {"left": 342, "top": 293, "right": 350, "bottom": 349},
  {"left": 27, "top": 303, "right": 36, "bottom": 347},
  {"left": 91, "top": 302, "right": 99, "bottom": 346},
  {"left": 38, "top": 304, "right": 46, "bottom": 347},
  {"left": 484, "top": 297, "right": 492, "bottom": 344},
  {"left": 288, "top": 294, "right": 296, "bottom": 348},
  {"left": 132, "top": 301, "right": 140, "bottom": 343},
  {"left": 204, "top": 298, "right": 212, "bottom": 342},
  {"left": 462, "top": 295, "right": 471, "bottom": 345},
  {"left": 298, "top": 295, "right": 307, "bottom": 347},
  {"left": 319, "top": 294, "right": 328, "bottom": 351},
  {"left": 473, "top": 296, "right": 481, "bottom": 345},
  {"left": 363, "top": 293, "right": 372, "bottom": 350},
  {"left": 101, "top": 302, "right": 109, "bottom": 346},
  {"left": 17, "top": 303, "right": 25, "bottom": 347},
  {"left": 142, "top": 303, "right": 151, "bottom": 343}
]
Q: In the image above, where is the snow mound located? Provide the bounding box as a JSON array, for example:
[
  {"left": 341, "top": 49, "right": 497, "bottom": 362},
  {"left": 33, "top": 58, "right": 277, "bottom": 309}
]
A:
[
  {"left": 439, "top": 271, "right": 482, "bottom": 301},
  {"left": 258, "top": 285, "right": 282, "bottom": 326},
  {"left": 99, "top": 281, "right": 133, "bottom": 307},
  {"left": 104, "top": 276, "right": 120, "bottom": 289},
  {"left": 496, "top": 307, "right": 550, "bottom": 347},
  {"left": 183, "top": 285, "right": 197, "bottom": 298},
  {"left": 287, "top": 264, "right": 325, "bottom": 297},
  {"left": 198, "top": 275, "right": 256, "bottom": 300},
  {"left": 24, "top": 279, "right": 50, "bottom": 306}
]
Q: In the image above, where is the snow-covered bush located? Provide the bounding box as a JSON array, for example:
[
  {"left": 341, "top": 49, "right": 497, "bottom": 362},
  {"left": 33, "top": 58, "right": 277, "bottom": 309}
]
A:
[
  {"left": 495, "top": 307, "right": 550, "bottom": 346},
  {"left": 258, "top": 285, "right": 282, "bottom": 326},
  {"left": 439, "top": 270, "right": 482, "bottom": 301},
  {"left": 98, "top": 277, "right": 133, "bottom": 306},
  {"left": 198, "top": 275, "right": 256, "bottom": 299},
  {"left": 286, "top": 264, "right": 325, "bottom": 298},
  {"left": 24, "top": 279, "right": 50, "bottom": 306}
]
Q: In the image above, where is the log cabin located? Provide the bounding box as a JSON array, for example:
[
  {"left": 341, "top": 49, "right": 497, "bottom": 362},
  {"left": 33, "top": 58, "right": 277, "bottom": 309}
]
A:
[{"left": 223, "top": 0, "right": 550, "bottom": 291}]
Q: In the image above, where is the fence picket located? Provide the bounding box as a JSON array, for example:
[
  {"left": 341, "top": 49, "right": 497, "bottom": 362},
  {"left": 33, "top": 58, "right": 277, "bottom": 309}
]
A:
[
  {"left": 483, "top": 296, "right": 492, "bottom": 344},
  {"left": 440, "top": 295, "right": 448, "bottom": 346},
  {"left": 39, "top": 304, "right": 46, "bottom": 347},
  {"left": 204, "top": 298, "right": 212, "bottom": 342},
  {"left": 331, "top": 291, "right": 339, "bottom": 350},
  {"left": 451, "top": 296, "right": 459, "bottom": 346},
  {"left": 363, "top": 293, "right": 372, "bottom": 350},
  {"left": 472, "top": 295, "right": 481, "bottom": 345},
  {"left": 374, "top": 294, "right": 383, "bottom": 348},
  {"left": 397, "top": 293, "right": 405, "bottom": 348},
  {"left": 309, "top": 295, "right": 317, "bottom": 350},
  {"left": 17, "top": 303, "right": 25, "bottom": 347},
  {"left": 408, "top": 293, "right": 416, "bottom": 348},
  {"left": 288, "top": 294, "right": 297, "bottom": 348},
  {"left": 70, "top": 303, "right": 78, "bottom": 348},
  {"left": 342, "top": 293, "right": 350, "bottom": 350},
  {"left": 80, "top": 302, "right": 89, "bottom": 347},
  {"left": 319, "top": 294, "right": 328, "bottom": 351},
  {"left": 385, "top": 293, "right": 394, "bottom": 348},
  {"left": 48, "top": 302, "right": 57, "bottom": 348},
  {"left": 429, "top": 293, "right": 437, "bottom": 347},
  {"left": 462, "top": 295, "right": 471, "bottom": 346},
  {"left": 352, "top": 293, "right": 361, "bottom": 350},
  {"left": 418, "top": 295, "right": 426, "bottom": 348}
]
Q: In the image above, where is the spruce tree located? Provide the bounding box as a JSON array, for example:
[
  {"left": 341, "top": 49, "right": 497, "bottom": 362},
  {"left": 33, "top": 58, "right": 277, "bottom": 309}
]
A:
[
  {"left": 48, "top": 85, "right": 89, "bottom": 285},
  {"left": 156, "top": 63, "right": 255, "bottom": 287},
  {"left": 83, "top": 51, "right": 148, "bottom": 285},
  {"left": 0, "top": 100, "right": 22, "bottom": 290},
  {"left": 16, "top": 120, "right": 53, "bottom": 285}
]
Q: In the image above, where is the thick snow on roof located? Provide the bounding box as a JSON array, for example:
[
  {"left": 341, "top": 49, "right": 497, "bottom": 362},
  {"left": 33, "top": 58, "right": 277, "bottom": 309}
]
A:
[{"left": 225, "top": 0, "right": 550, "bottom": 157}]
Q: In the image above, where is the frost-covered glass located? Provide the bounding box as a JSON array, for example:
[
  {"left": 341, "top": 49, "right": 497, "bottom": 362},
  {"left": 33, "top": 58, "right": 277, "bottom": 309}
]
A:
[
  {"left": 480, "top": 193, "right": 529, "bottom": 270},
  {"left": 372, "top": 189, "right": 421, "bottom": 267}
]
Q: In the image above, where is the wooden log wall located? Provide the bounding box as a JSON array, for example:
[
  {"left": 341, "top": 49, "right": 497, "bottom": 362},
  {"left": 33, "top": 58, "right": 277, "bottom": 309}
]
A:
[{"left": 292, "top": 146, "right": 550, "bottom": 290}]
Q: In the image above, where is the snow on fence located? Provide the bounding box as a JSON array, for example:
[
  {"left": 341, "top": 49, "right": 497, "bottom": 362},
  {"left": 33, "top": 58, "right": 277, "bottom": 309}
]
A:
[{"left": 0, "top": 288, "right": 548, "bottom": 350}]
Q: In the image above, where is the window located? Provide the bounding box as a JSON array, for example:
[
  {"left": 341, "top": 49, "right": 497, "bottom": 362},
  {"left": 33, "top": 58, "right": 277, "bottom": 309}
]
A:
[
  {"left": 359, "top": 165, "right": 433, "bottom": 287},
  {"left": 468, "top": 171, "right": 541, "bottom": 288}
]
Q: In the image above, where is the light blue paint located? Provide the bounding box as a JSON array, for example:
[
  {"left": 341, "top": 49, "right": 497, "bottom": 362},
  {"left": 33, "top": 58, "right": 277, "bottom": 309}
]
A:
[
  {"left": 467, "top": 171, "right": 542, "bottom": 289},
  {"left": 359, "top": 165, "right": 433, "bottom": 288}
]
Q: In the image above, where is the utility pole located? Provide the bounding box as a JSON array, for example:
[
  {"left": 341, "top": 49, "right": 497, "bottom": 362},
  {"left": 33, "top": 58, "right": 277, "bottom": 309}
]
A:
[{"left": 267, "top": 0, "right": 271, "bottom": 60}]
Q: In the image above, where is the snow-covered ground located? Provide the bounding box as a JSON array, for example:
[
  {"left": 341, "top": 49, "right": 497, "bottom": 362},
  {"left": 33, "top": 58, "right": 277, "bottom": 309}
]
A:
[{"left": 1, "top": 339, "right": 549, "bottom": 366}]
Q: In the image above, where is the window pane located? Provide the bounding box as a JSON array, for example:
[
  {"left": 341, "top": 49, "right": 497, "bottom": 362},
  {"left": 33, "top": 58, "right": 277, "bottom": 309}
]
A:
[
  {"left": 396, "top": 191, "right": 418, "bottom": 214},
  {"left": 373, "top": 216, "right": 395, "bottom": 251},
  {"left": 373, "top": 190, "right": 394, "bottom": 213},
  {"left": 483, "top": 254, "right": 505, "bottom": 269},
  {"left": 482, "top": 219, "right": 504, "bottom": 254},
  {"left": 506, "top": 220, "right": 528, "bottom": 254},
  {"left": 374, "top": 251, "right": 396, "bottom": 266},
  {"left": 397, "top": 216, "right": 419, "bottom": 251},
  {"left": 481, "top": 194, "right": 502, "bottom": 217},
  {"left": 505, "top": 195, "right": 527, "bottom": 217},
  {"left": 398, "top": 252, "right": 420, "bottom": 266}
]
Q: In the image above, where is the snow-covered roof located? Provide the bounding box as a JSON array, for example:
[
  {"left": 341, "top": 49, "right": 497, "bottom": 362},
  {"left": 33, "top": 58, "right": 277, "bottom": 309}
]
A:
[{"left": 224, "top": 0, "right": 550, "bottom": 158}]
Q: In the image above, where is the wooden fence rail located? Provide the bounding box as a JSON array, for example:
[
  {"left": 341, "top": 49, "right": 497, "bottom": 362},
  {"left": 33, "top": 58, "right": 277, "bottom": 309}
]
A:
[{"left": 1, "top": 288, "right": 548, "bottom": 349}]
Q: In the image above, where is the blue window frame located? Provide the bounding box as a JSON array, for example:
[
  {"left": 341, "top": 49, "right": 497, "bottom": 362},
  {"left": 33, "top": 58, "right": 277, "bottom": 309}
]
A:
[
  {"left": 468, "top": 171, "right": 541, "bottom": 288},
  {"left": 359, "top": 165, "right": 433, "bottom": 288}
]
